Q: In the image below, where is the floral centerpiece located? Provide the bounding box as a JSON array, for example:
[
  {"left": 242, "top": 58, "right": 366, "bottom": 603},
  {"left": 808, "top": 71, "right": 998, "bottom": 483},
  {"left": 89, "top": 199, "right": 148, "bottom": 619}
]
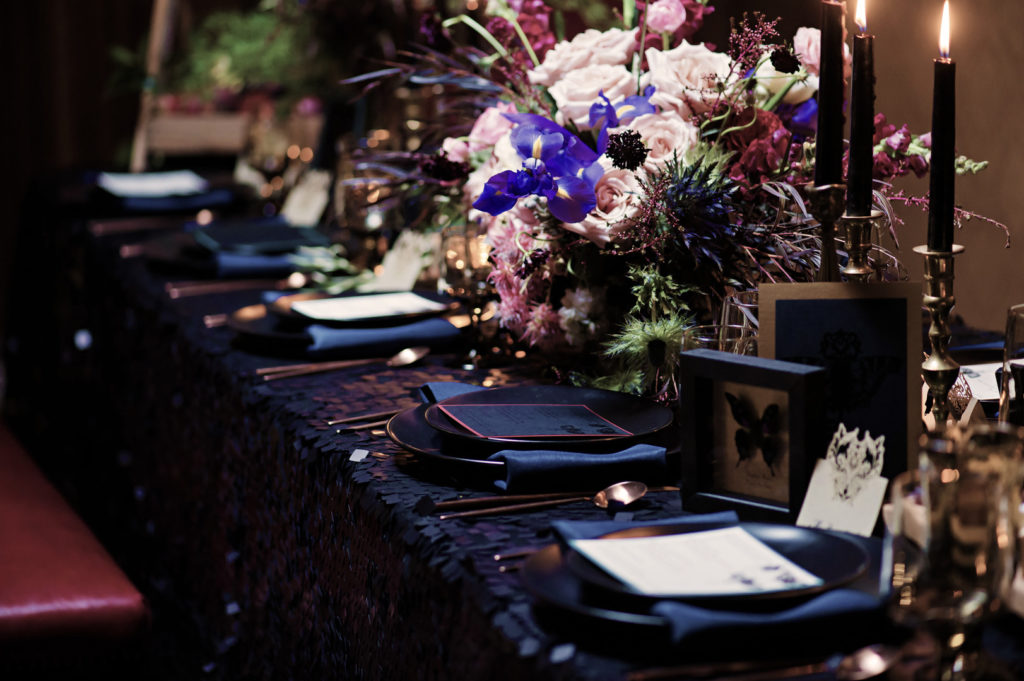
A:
[{"left": 349, "top": 0, "right": 995, "bottom": 399}]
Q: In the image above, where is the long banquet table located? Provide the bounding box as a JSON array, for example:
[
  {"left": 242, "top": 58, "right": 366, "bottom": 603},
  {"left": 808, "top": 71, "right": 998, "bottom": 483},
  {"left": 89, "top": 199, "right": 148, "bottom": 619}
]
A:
[{"left": 4, "top": 179, "right": 1022, "bottom": 680}]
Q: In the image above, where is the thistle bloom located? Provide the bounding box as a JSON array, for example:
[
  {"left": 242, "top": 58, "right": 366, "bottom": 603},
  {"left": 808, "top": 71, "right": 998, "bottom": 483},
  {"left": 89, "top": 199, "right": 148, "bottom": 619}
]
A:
[{"left": 472, "top": 113, "right": 604, "bottom": 223}]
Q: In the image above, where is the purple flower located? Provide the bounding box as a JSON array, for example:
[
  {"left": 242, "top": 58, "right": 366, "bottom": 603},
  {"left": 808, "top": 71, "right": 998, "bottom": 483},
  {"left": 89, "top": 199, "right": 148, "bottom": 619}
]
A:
[
  {"left": 588, "top": 87, "right": 658, "bottom": 152},
  {"left": 473, "top": 115, "right": 604, "bottom": 223}
]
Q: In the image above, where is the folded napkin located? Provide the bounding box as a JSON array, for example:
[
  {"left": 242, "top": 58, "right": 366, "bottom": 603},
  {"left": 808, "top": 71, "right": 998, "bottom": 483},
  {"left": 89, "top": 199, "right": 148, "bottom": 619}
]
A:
[
  {"left": 305, "top": 317, "right": 461, "bottom": 359},
  {"left": 418, "top": 382, "right": 487, "bottom": 404},
  {"left": 119, "top": 188, "right": 236, "bottom": 213},
  {"left": 487, "top": 443, "right": 667, "bottom": 493},
  {"left": 653, "top": 589, "right": 883, "bottom": 648},
  {"left": 215, "top": 251, "right": 296, "bottom": 278}
]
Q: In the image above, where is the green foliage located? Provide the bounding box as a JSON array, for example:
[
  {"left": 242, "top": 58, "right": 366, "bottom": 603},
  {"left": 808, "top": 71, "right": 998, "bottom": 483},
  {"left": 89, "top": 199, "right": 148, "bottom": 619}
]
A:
[
  {"left": 626, "top": 264, "right": 696, "bottom": 320},
  {"left": 170, "top": 10, "right": 326, "bottom": 102},
  {"left": 956, "top": 156, "right": 989, "bottom": 175},
  {"left": 602, "top": 314, "right": 692, "bottom": 394}
]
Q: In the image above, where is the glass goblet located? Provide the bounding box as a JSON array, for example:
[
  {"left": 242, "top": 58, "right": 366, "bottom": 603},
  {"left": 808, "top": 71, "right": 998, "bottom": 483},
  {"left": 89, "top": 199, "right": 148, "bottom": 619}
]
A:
[
  {"left": 886, "top": 425, "right": 1023, "bottom": 680},
  {"left": 683, "top": 324, "right": 756, "bottom": 356},
  {"left": 998, "top": 303, "right": 1024, "bottom": 426},
  {"left": 438, "top": 224, "right": 493, "bottom": 369}
]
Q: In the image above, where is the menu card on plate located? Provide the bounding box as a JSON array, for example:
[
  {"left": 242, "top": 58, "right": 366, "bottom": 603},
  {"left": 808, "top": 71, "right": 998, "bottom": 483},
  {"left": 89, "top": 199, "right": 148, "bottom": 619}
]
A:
[
  {"left": 439, "top": 404, "right": 631, "bottom": 438},
  {"left": 291, "top": 292, "right": 448, "bottom": 322},
  {"left": 97, "top": 170, "right": 209, "bottom": 197},
  {"left": 570, "top": 527, "right": 823, "bottom": 596}
]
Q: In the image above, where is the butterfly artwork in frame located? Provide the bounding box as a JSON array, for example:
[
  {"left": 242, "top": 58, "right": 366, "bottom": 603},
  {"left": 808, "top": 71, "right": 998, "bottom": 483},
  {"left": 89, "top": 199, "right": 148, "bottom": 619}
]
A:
[
  {"left": 715, "top": 382, "right": 790, "bottom": 506},
  {"left": 678, "top": 349, "right": 827, "bottom": 523}
]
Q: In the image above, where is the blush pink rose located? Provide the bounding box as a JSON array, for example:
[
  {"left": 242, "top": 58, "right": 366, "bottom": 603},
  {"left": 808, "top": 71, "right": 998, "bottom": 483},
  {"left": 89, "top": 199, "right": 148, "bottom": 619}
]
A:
[
  {"left": 442, "top": 137, "right": 470, "bottom": 163},
  {"left": 645, "top": 40, "right": 733, "bottom": 117},
  {"left": 794, "top": 27, "right": 821, "bottom": 76},
  {"left": 629, "top": 112, "right": 701, "bottom": 174},
  {"left": 548, "top": 63, "right": 638, "bottom": 129},
  {"left": 466, "top": 101, "right": 518, "bottom": 152},
  {"left": 563, "top": 159, "right": 643, "bottom": 246},
  {"left": 794, "top": 26, "right": 852, "bottom": 80},
  {"left": 646, "top": 0, "right": 687, "bottom": 34},
  {"left": 528, "top": 28, "right": 639, "bottom": 88}
]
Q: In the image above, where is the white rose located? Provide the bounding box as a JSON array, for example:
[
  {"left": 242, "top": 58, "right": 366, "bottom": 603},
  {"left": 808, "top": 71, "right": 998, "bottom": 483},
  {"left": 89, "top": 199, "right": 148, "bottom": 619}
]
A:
[
  {"left": 548, "top": 64, "right": 637, "bottom": 130},
  {"left": 646, "top": 40, "right": 734, "bottom": 117},
  {"left": 563, "top": 157, "right": 643, "bottom": 246},
  {"left": 528, "top": 28, "right": 639, "bottom": 88},
  {"left": 754, "top": 58, "right": 818, "bottom": 106},
  {"left": 629, "top": 112, "right": 701, "bottom": 175}
]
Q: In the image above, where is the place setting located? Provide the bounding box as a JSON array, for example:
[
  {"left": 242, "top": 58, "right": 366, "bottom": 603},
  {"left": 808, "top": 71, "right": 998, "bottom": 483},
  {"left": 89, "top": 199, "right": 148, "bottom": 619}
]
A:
[{"left": 386, "top": 382, "right": 678, "bottom": 491}]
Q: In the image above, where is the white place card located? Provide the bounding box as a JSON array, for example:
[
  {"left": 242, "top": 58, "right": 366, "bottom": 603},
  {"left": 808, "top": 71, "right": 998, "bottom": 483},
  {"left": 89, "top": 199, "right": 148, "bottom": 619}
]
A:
[
  {"left": 569, "top": 527, "right": 822, "bottom": 596},
  {"left": 796, "top": 459, "right": 888, "bottom": 536},
  {"left": 281, "top": 169, "right": 332, "bottom": 227},
  {"left": 960, "top": 362, "right": 1002, "bottom": 402},
  {"left": 290, "top": 292, "right": 447, "bottom": 322},
  {"left": 360, "top": 230, "right": 440, "bottom": 293},
  {"left": 97, "top": 170, "right": 209, "bottom": 197}
]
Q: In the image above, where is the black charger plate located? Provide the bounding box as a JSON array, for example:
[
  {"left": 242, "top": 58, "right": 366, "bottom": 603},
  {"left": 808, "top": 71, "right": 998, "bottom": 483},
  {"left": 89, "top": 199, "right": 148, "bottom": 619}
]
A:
[
  {"left": 386, "top": 405, "right": 505, "bottom": 472},
  {"left": 424, "top": 385, "right": 674, "bottom": 450}
]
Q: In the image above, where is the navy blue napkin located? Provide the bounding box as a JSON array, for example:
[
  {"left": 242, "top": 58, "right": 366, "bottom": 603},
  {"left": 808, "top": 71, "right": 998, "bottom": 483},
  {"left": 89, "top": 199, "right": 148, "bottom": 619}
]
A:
[
  {"left": 652, "top": 588, "right": 882, "bottom": 647},
  {"left": 215, "top": 252, "right": 296, "bottom": 278},
  {"left": 120, "top": 188, "right": 236, "bottom": 213},
  {"left": 487, "top": 443, "right": 667, "bottom": 493},
  {"left": 305, "top": 317, "right": 461, "bottom": 359},
  {"left": 417, "top": 382, "right": 486, "bottom": 403}
]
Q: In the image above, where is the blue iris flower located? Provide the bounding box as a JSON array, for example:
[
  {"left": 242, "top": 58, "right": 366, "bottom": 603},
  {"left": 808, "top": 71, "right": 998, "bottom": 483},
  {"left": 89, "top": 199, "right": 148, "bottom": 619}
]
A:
[
  {"left": 588, "top": 86, "right": 657, "bottom": 153},
  {"left": 472, "top": 114, "right": 604, "bottom": 224}
]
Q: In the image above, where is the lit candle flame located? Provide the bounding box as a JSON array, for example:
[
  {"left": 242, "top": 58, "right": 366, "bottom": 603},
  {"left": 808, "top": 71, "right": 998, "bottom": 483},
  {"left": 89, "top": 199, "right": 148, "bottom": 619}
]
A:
[
  {"left": 855, "top": 0, "right": 867, "bottom": 32},
  {"left": 939, "top": 1, "right": 951, "bottom": 59}
]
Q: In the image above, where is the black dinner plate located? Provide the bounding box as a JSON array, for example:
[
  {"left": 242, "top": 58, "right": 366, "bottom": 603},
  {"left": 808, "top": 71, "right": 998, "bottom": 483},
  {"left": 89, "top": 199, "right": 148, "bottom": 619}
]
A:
[
  {"left": 520, "top": 542, "right": 669, "bottom": 630},
  {"left": 274, "top": 290, "right": 460, "bottom": 328},
  {"left": 564, "top": 522, "right": 869, "bottom": 605},
  {"left": 226, "top": 303, "right": 312, "bottom": 354},
  {"left": 423, "top": 385, "right": 674, "bottom": 449},
  {"left": 386, "top": 404, "right": 506, "bottom": 471},
  {"left": 141, "top": 231, "right": 219, "bottom": 276}
]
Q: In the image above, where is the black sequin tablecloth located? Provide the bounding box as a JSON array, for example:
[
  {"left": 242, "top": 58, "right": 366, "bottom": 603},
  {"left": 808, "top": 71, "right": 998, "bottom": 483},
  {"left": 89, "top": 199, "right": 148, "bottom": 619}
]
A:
[
  {"left": 8, "top": 181, "right": 1024, "bottom": 680},
  {"left": 2, "top": 192, "right": 711, "bottom": 680}
]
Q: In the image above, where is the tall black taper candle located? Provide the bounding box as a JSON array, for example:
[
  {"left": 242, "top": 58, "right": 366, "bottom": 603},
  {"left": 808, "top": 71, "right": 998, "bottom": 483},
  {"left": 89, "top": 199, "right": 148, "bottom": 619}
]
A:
[
  {"left": 815, "top": 0, "right": 846, "bottom": 187},
  {"left": 847, "top": 3, "right": 875, "bottom": 216},
  {"left": 928, "top": 2, "right": 955, "bottom": 252}
]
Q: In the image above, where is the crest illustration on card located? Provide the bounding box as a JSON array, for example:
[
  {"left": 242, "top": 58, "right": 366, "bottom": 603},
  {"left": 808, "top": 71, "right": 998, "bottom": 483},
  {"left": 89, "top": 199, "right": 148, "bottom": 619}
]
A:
[{"left": 827, "top": 423, "right": 885, "bottom": 502}]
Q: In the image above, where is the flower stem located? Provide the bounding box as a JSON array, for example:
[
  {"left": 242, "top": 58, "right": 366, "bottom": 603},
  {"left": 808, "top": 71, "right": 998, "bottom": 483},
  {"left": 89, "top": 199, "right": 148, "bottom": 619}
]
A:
[
  {"left": 506, "top": 13, "right": 541, "bottom": 67},
  {"left": 763, "top": 70, "right": 806, "bottom": 112},
  {"left": 623, "top": 0, "right": 636, "bottom": 28},
  {"left": 442, "top": 15, "right": 508, "bottom": 59},
  {"left": 636, "top": 3, "right": 649, "bottom": 95}
]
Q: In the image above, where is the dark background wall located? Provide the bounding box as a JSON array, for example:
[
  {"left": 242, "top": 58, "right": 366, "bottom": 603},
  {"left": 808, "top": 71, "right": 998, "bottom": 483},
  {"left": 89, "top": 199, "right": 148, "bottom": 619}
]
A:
[{"left": 1, "top": 0, "right": 1019, "bottom": 350}]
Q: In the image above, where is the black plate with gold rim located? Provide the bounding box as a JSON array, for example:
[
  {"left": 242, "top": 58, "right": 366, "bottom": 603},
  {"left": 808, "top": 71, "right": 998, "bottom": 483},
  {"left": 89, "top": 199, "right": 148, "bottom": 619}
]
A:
[
  {"left": 386, "top": 405, "right": 505, "bottom": 471},
  {"left": 423, "top": 385, "right": 674, "bottom": 450}
]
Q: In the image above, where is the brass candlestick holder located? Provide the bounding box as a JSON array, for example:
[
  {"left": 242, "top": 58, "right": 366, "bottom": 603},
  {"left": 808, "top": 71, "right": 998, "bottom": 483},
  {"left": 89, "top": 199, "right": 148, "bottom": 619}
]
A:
[
  {"left": 915, "top": 243, "right": 965, "bottom": 428},
  {"left": 838, "top": 210, "right": 883, "bottom": 282},
  {"left": 804, "top": 183, "right": 845, "bottom": 282}
]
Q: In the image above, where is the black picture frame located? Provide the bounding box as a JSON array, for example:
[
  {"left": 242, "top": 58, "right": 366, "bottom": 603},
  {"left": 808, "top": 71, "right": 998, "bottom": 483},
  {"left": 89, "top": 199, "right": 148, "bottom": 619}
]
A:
[
  {"left": 759, "top": 282, "right": 922, "bottom": 479},
  {"left": 678, "top": 349, "right": 827, "bottom": 523}
]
